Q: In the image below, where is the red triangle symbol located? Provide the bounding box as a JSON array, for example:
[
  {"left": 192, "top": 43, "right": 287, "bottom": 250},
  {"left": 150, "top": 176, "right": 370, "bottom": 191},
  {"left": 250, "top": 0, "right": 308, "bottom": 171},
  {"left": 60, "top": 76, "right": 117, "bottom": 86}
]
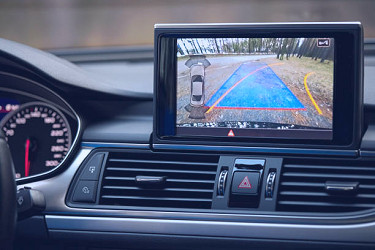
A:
[
  {"left": 228, "top": 129, "right": 235, "bottom": 137},
  {"left": 238, "top": 176, "right": 252, "bottom": 189}
]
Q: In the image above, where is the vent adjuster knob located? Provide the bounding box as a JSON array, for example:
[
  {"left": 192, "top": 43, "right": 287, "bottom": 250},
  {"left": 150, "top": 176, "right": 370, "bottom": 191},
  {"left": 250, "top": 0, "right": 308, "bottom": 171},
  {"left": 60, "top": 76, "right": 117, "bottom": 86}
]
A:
[
  {"left": 217, "top": 170, "right": 228, "bottom": 196},
  {"left": 265, "top": 171, "right": 277, "bottom": 198}
]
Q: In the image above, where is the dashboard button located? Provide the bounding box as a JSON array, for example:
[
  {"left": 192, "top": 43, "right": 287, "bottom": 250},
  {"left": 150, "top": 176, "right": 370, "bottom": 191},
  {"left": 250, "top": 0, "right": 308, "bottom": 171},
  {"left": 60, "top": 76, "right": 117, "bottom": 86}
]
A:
[
  {"left": 80, "top": 153, "right": 105, "bottom": 180},
  {"left": 231, "top": 172, "right": 259, "bottom": 195},
  {"left": 72, "top": 180, "right": 98, "bottom": 203}
]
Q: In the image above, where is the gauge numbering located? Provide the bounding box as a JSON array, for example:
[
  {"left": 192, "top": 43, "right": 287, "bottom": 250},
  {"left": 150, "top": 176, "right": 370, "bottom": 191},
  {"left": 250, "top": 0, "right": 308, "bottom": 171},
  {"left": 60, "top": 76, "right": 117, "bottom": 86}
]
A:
[{"left": 0, "top": 102, "right": 72, "bottom": 179}]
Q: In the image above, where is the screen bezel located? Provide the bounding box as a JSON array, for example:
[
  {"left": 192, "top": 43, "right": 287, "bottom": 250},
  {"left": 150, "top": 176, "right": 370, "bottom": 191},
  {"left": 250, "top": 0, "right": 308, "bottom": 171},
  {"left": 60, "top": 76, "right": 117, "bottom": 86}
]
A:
[{"left": 154, "top": 23, "right": 363, "bottom": 149}]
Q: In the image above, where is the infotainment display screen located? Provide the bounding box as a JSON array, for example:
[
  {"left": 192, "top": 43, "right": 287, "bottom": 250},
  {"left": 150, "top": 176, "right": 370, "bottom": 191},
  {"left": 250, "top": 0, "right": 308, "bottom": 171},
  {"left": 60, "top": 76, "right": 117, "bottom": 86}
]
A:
[
  {"left": 176, "top": 37, "right": 334, "bottom": 140},
  {"left": 154, "top": 23, "right": 362, "bottom": 149}
]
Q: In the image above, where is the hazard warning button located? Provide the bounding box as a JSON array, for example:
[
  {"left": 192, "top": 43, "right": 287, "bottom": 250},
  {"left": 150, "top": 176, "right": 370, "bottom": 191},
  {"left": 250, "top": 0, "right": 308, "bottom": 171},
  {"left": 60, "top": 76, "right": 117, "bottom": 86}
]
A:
[{"left": 231, "top": 172, "right": 260, "bottom": 195}]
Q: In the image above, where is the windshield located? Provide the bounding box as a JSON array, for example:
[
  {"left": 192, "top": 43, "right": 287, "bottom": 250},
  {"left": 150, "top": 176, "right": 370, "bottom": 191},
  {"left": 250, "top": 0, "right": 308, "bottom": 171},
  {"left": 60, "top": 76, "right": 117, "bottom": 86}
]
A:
[{"left": 0, "top": 0, "right": 374, "bottom": 49}]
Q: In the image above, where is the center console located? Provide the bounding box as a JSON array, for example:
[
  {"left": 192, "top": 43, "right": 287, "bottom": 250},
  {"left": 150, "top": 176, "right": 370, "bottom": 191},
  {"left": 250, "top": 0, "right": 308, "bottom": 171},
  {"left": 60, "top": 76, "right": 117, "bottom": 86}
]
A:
[{"left": 148, "top": 22, "right": 365, "bottom": 213}]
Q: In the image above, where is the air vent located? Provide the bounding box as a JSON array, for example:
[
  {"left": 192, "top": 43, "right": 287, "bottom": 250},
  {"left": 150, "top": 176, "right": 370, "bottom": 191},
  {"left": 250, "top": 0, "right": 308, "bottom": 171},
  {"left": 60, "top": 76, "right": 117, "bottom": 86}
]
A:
[
  {"left": 277, "top": 162, "right": 375, "bottom": 213},
  {"left": 100, "top": 151, "right": 219, "bottom": 209}
]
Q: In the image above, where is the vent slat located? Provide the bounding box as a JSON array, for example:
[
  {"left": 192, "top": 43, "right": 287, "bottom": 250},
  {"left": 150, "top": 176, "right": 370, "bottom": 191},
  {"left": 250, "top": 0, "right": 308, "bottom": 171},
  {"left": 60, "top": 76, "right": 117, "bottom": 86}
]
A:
[
  {"left": 105, "top": 176, "right": 134, "bottom": 181},
  {"left": 109, "top": 158, "right": 217, "bottom": 166},
  {"left": 360, "top": 184, "right": 375, "bottom": 189},
  {"left": 281, "top": 182, "right": 375, "bottom": 190},
  {"left": 167, "top": 178, "right": 216, "bottom": 184},
  {"left": 106, "top": 167, "right": 216, "bottom": 175},
  {"left": 278, "top": 200, "right": 374, "bottom": 209},
  {"left": 277, "top": 163, "right": 375, "bottom": 213},
  {"left": 100, "top": 152, "right": 218, "bottom": 209},
  {"left": 279, "top": 191, "right": 375, "bottom": 199},
  {"left": 101, "top": 195, "right": 212, "bottom": 202},
  {"left": 283, "top": 172, "right": 375, "bottom": 180},
  {"left": 102, "top": 186, "right": 213, "bottom": 193},
  {"left": 284, "top": 164, "right": 375, "bottom": 172},
  {"left": 280, "top": 182, "right": 324, "bottom": 188},
  {"left": 104, "top": 176, "right": 216, "bottom": 184}
]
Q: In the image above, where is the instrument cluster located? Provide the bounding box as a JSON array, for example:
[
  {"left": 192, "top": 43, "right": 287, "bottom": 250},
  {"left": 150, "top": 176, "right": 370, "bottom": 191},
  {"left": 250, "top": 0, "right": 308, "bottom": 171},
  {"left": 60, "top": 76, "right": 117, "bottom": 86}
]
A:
[{"left": 0, "top": 73, "right": 80, "bottom": 182}]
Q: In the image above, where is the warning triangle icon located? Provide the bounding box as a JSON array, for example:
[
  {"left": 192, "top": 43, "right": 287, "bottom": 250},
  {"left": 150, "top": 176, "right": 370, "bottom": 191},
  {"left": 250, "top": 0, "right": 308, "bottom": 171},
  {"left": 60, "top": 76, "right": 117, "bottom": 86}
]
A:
[
  {"left": 238, "top": 176, "right": 252, "bottom": 189},
  {"left": 228, "top": 129, "right": 235, "bottom": 137}
]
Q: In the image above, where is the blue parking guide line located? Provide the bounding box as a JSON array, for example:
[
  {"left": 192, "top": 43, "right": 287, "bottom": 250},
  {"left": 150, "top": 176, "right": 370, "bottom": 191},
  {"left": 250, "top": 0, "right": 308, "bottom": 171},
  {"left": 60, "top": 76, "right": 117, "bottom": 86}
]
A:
[{"left": 206, "top": 62, "right": 305, "bottom": 110}]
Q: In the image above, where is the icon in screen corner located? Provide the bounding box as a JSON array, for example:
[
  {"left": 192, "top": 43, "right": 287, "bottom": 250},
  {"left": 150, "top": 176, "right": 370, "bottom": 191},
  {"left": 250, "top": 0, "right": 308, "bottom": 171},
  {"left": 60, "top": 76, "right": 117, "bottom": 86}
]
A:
[{"left": 317, "top": 38, "right": 330, "bottom": 47}]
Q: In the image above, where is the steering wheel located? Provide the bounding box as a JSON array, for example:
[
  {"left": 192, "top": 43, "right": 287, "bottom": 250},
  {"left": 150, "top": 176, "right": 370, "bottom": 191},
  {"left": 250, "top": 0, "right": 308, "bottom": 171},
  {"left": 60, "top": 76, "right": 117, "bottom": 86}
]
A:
[{"left": 0, "top": 131, "right": 16, "bottom": 249}]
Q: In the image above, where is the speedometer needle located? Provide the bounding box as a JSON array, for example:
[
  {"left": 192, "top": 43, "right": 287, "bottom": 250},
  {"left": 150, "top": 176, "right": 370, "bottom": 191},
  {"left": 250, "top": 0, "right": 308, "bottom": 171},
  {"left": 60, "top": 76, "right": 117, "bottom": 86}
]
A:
[{"left": 25, "top": 138, "right": 31, "bottom": 177}]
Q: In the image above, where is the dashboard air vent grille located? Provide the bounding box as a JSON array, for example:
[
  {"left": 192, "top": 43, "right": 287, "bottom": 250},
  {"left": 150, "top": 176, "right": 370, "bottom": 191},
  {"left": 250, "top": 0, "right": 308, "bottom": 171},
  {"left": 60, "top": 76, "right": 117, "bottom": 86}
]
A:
[
  {"left": 277, "top": 162, "right": 375, "bottom": 213},
  {"left": 100, "top": 151, "right": 218, "bottom": 209}
]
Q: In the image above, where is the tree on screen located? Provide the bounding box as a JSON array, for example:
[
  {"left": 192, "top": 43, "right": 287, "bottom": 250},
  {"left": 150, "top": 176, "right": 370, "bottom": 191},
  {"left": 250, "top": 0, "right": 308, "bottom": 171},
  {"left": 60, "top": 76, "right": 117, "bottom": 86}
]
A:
[{"left": 176, "top": 38, "right": 332, "bottom": 64}]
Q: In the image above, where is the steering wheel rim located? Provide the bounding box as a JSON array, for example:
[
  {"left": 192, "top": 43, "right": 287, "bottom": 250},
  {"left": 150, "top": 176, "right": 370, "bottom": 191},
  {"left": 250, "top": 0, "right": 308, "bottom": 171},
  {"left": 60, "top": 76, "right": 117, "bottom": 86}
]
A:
[{"left": 0, "top": 131, "right": 16, "bottom": 248}]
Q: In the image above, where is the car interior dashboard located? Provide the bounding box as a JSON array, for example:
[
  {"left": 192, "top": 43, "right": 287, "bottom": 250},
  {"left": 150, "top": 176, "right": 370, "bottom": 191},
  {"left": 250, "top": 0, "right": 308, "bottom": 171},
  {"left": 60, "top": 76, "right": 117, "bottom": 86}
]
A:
[{"left": 1, "top": 22, "right": 375, "bottom": 250}]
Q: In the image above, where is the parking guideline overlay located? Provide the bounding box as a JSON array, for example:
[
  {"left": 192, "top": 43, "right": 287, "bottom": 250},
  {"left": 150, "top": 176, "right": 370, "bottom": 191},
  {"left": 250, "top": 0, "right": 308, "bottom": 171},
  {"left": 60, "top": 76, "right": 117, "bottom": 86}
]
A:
[{"left": 205, "top": 62, "right": 305, "bottom": 110}]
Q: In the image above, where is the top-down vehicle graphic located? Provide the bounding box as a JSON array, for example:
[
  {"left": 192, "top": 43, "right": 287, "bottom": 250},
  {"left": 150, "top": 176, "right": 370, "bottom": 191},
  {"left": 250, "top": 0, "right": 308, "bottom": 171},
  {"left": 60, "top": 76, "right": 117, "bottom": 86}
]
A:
[{"left": 189, "top": 63, "right": 205, "bottom": 107}]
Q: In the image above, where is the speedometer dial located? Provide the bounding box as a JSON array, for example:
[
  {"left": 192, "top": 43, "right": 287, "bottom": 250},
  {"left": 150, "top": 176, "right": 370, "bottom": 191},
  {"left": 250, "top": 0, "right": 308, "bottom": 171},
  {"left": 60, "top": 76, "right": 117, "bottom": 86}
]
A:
[{"left": 0, "top": 102, "right": 72, "bottom": 179}]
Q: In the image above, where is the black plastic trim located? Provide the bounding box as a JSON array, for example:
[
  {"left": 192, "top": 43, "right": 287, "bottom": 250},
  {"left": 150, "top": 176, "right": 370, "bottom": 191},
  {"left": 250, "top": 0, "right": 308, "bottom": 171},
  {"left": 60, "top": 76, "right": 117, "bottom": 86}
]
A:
[
  {"left": 153, "top": 143, "right": 358, "bottom": 157},
  {"left": 48, "top": 229, "right": 375, "bottom": 250}
]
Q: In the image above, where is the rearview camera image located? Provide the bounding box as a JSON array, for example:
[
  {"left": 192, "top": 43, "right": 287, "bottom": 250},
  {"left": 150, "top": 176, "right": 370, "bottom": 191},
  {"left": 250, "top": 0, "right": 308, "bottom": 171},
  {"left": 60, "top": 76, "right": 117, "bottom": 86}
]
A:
[{"left": 176, "top": 37, "right": 334, "bottom": 139}]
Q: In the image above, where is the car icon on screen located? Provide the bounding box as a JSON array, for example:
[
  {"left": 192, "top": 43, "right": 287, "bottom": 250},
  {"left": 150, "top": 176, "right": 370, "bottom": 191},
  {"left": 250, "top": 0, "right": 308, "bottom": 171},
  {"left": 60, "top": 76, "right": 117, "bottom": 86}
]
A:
[{"left": 190, "top": 63, "right": 205, "bottom": 107}]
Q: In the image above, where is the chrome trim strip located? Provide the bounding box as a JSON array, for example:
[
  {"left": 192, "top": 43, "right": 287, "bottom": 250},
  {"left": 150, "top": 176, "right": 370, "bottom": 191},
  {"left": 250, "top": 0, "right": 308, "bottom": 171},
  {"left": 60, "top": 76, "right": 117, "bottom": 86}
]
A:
[
  {"left": 153, "top": 144, "right": 358, "bottom": 157},
  {"left": 45, "top": 215, "right": 375, "bottom": 243},
  {"left": 81, "top": 142, "right": 149, "bottom": 149},
  {"left": 360, "top": 150, "right": 375, "bottom": 157},
  {"left": 155, "top": 22, "right": 361, "bottom": 29}
]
